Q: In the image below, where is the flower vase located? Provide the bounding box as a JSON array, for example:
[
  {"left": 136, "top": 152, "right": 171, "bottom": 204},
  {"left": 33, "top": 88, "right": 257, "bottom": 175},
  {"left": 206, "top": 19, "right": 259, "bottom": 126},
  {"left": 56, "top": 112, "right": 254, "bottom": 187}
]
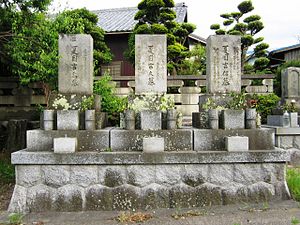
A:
[
  {"left": 85, "top": 109, "right": 95, "bottom": 130},
  {"left": 43, "top": 110, "right": 55, "bottom": 130}
]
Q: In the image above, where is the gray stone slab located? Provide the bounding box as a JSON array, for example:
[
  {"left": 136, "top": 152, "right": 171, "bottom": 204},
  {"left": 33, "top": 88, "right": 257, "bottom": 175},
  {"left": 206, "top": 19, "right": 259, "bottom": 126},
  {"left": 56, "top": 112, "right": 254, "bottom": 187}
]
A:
[
  {"left": 140, "top": 110, "right": 162, "bottom": 130},
  {"left": 135, "top": 35, "right": 167, "bottom": 94},
  {"left": 110, "top": 129, "right": 193, "bottom": 151},
  {"left": 206, "top": 35, "right": 241, "bottom": 94},
  {"left": 282, "top": 67, "right": 300, "bottom": 98},
  {"left": 194, "top": 128, "right": 275, "bottom": 151},
  {"left": 58, "top": 34, "right": 93, "bottom": 95},
  {"left": 225, "top": 136, "right": 249, "bottom": 151},
  {"left": 26, "top": 130, "right": 109, "bottom": 151},
  {"left": 11, "top": 149, "right": 290, "bottom": 165},
  {"left": 267, "top": 115, "right": 284, "bottom": 127},
  {"left": 143, "top": 137, "right": 164, "bottom": 153},
  {"left": 57, "top": 110, "right": 80, "bottom": 130},
  {"left": 54, "top": 137, "right": 77, "bottom": 153},
  {"left": 220, "top": 110, "right": 245, "bottom": 129}
]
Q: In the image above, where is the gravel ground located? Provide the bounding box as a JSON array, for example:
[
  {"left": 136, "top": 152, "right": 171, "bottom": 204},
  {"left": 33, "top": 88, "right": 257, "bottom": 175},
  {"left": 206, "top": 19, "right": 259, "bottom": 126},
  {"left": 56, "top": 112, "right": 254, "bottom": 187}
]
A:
[{"left": 1, "top": 200, "right": 300, "bottom": 225}]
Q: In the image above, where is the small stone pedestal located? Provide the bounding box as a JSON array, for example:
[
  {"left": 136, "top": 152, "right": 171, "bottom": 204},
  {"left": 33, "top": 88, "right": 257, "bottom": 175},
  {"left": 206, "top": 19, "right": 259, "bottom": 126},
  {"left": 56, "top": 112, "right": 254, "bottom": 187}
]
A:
[
  {"left": 225, "top": 136, "right": 249, "bottom": 152},
  {"left": 143, "top": 137, "right": 164, "bottom": 153},
  {"left": 53, "top": 137, "right": 77, "bottom": 153}
]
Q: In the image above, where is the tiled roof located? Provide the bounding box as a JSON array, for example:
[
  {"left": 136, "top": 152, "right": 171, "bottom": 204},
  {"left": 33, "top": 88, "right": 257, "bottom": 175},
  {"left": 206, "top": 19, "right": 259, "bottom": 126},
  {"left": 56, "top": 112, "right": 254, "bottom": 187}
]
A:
[
  {"left": 269, "top": 43, "right": 300, "bottom": 55},
  {"left": 93, "top": 3, "right": 188, "bottom": 33}
]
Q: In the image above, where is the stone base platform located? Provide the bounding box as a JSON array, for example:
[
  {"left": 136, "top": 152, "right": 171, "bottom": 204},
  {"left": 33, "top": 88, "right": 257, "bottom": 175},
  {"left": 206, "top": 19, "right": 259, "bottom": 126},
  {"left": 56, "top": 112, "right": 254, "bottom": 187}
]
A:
[
  {"left": 9, "top": 150, "right": 290, "bottom": 213},
  {"left": 26, "top": 128, "right": 274, "bottom": 152}
]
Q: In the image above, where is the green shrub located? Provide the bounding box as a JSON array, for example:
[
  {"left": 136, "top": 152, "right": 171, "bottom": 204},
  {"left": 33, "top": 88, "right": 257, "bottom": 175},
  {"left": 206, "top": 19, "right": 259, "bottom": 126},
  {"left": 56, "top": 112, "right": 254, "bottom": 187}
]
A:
[
  {"left": 93, "top": 74, "right": 128, "bottom": 125},
  {"left": 254, "top": 93, "right": 280, "bottom": 123},
  {"left": 287, "top": 167, "right": 300, "bottom": 202},
  {"left": 0, "top": 155, "right": 15, "bottom": 184}
]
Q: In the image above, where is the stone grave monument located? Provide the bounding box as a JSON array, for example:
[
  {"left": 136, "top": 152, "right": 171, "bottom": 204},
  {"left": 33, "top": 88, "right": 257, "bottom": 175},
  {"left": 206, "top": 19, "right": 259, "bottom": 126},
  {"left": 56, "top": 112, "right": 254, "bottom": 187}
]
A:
[
  {"left": 58, "top": 34, "right": 93, "bottom": 95},
  {"left": 282, "top": 67, "right": 300, "bottom": 107},
  {"left": 206, "top": 35, "right": 241, "bottom": 94},
  {"left": 8, "top": 34, "right": 290, "bottom": 213},
  {"left": 194, "top": 35, "right": 243, "bottom": 129},
  {"left": 135, "top": 34, "right": 167, "bottom": 94}
]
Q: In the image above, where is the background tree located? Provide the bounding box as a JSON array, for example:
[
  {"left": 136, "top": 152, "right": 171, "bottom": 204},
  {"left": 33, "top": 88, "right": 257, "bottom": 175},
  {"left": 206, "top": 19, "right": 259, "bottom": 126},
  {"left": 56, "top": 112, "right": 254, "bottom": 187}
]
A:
[
  {"left": 125, "top": 0, "right": 196, "bottom": 74},
  {"left": 177, "top": 44, "right": 206, "bottom": 75},
  {"left": 53, "top": 8, "right": 113, "bottom": 74},
  {"left": 8, "top": 8, "right": 112, "bottom": 105},
  {"left": 210, "top": 0, "right": 269, "bottom": 73},
  {"left": 0, "top": 0, "right": 51, "bottom": 75}
]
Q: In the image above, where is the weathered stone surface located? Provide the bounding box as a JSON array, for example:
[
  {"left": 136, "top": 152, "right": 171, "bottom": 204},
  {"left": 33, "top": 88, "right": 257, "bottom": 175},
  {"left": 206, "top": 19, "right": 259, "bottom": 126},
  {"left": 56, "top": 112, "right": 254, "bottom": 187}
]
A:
[
  {"left": 54, "top": 137, "right": 77, "bottom": 153},
  {"left": 261, "top": 163, "right": 285, "bottom": 183},
  {"left": 112, "top": 185, "right": 140, "bottom": 210},
  {"left": 206, "top": 35, "right": 241, "bottom": 94},
  {"left": 42, "top": 166, "right": 70, "bottom": 188},
  {"left": 70, "top": 166, "right": 98, "bottom": 187},
  {"left": 12, "top": 150, "right": 290, "bottom": 165},
  {"left": 27, "top": 184, "right": 53, "bottom": 212},
  {"left": 59, "top": 34, "right": 93, "bottom": 95},
  {"left": 110, "top": 129, "right": 192, "bottom": 151},
  {"left": 101, "top": 167, "right": 126, "bottom": 187},
  {"left": 289, "top": 148, "right": 300, "bottom": 166},
  {"left": 278, "top": 136, "right": 294, "bottom": 149},
  {"left": 127, "top": 165, "right": 155, "bottom": 187},
  {"left": 196, "top": 183, "right": 222, "bottom": 207},
  {"left": 57, "top": 110, "right": 80, "bottom": 130},
  {"left": 143, "top": 137, "right": 164, "bottom": 153},
  {"left": 267, "top": 115, "right": 284, "bottom": 127},
  {"left": 246, "top": 182, "right": 275, "bottom": 202},
  {"left": 27, "top": 130, "right": 110, "bottom": 151},
  {"left": 169, "top": 184, "right": 197, "bottom": 208},
  {"left": 220, "top": 110, "right": 245, "bottom": 129},
  {"left": 194, "top": 129, "right": 274, "bottom": 151},
  {"left": 208, "top": 164, "right": 234, "bottom": 185},
  {"left": 8, "top": 185, "right": 27, "bottom": 213},
  {"left": 282, "top": 67, "right": 300, "bottom": 98},
  {"left": 85, "top": 185, "right": 113, "bottom": 210},
  {"left": 234, "top": 164, "right": 264, "bottom": 185},
  {"left": 54, "top": 185, "right": 84, "bottom": 211},
  {"left": 182, "top": 165, "right": 208, "bottom": 187},
  {"left": 221, "top": 184, "right": 246, "bottom": 205},
  {"left": 135, "top": 35, "right": 167, "bottom": 94},
  {"left": 155, "top": 165, "right": 182, "bottom": 186},
  {"left": 141, "top": 184, "right": 169, "bottom": 209},
  {"left": 225, "top": 136, "right": 249, "bottom": 151},
  {"left": 16, "top": 165, "right": 42, "bottom": 187},
  {"left": 140, "top": 110, "right": 162, "bottom": 130}
]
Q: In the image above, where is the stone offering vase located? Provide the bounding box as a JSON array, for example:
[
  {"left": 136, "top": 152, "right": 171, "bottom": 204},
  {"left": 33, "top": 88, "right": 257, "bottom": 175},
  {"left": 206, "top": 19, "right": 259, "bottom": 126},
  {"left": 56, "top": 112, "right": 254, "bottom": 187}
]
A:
[
  {"left": 125, "top": 109, "right": 135, "bottom": 130},
  {"left": 43, "top": 109, "right": 55, "bottom": 130},
  {"left": 85, "top": 109, "right": 96, "bottom": 130},
  {"left": 245, "top": 108, "right": 257, "bottom": 129},
  {"left": 208, "top": 109, "right": 219, "bottom": 129},
  {"left": 57, "top": 110, "right": 79, "bottom": 130},
  {"left": 167, "top": 109, "right": 177, "bottom": 130}
]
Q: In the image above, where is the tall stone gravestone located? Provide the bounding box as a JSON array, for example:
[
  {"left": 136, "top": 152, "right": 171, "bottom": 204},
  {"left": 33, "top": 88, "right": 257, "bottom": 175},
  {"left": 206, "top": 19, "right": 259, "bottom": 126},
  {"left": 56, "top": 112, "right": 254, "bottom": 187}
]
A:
[
  {"left": 282, "top": 67, "right": 300, "bottom": 99},
  {"left": 206, "top": 35, "right": 241, "bottom": 94},
  {"left": 59, "top": 34, "right": 93, "bottom": 95},
  {"left": 135, "top": 34, "right": 167, "bottom": 94}
]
